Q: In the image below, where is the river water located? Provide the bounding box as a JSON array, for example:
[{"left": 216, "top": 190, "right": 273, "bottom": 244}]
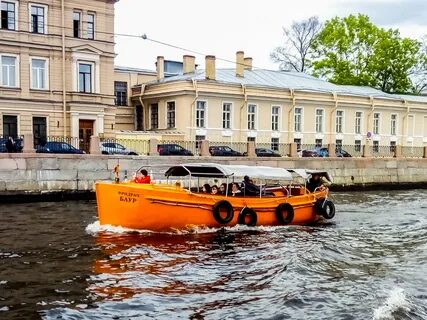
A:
[{"left": 0, "top": 190, "right": 426, "bottom": 320}]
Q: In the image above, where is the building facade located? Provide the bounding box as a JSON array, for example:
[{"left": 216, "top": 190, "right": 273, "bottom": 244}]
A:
[
  {"left": 130, "top": 53, "right": 427, "bottom": 149},
  {"left": 0, "top": 0, "right": 117, "bottom": 149}
]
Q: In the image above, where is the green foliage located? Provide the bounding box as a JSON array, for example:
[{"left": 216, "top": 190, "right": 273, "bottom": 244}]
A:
[{"left": 311, "top": 14, "right": 425, "bottom": 94}]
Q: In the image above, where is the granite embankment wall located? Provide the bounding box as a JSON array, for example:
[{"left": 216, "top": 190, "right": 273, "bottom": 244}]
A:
[{"left": 0, "top": 154, "right": 426, "bottom": 199}]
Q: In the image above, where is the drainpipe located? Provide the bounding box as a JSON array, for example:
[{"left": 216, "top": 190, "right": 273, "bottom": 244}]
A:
[
  {"left": 61, "top": 0, "right": 66, "bottom": 137},
  {"left": 287, "top": 89, "right": 295, "bottom": 142},
  {"left": 403, "top": 99, "right": 409, "bottom": 142},
  {"left": 190, "top": 79, "right": 199, "bottom": 138},
  {"left": 240, "top": 84, "right": 247, "bottom": 142},
  {"left": 137, "top": 84, "right": 146, "bottom": 130},
  {"left": 330, "top": 92, "right": 338, "bottom": 143}
]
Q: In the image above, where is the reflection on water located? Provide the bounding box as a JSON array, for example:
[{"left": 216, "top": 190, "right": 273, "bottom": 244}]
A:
[{"left": 0, "top": 190, "right": 427, "bottom": 319}]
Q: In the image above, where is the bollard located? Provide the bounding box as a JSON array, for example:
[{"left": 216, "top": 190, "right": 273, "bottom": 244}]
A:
[
  {"left": 289, "top": 143, "right": 298, "bottom": 158},
  {"left": 200, "top": 140, "right": 210, "bottom": 156},
  {"left": 362, "top": 144, "right": 372, "bottom": 158},
  {"left": 23, "top": 134, "right": 35, "bottom": 153},
  {"left": 328, "top": 143, "right": 336, "bottom": 158},
  {"left": 149, "top": 138, "right": 159, "bottom": 156},
  {"left": 246, "top": 141, "right": 256, "bottom": 157},
  {"left": 89, "top": 136, "right": 101, "bottom": 155}
]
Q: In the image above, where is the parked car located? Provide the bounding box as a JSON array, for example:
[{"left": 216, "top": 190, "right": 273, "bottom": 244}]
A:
[
  {"left": 209, "top": 146, "right": 243, "bottom": 156},
  {"left": 244, "top": 148, "right": 281, "bottom": 157},
  {"left": 157, "top": 144, "right": 193, "bottom": 156},
  {"left": 100, "top": 142, "right": 138, "bottom": 155},
  {"left": 316, "top": 147, "right": 352, "bottom": 158},
  {"left": 0, "top": 137, "right": 23, "bottom": 153},
  {"left": 301, "top": 149, "right": 319, "bottom": 157},
  {"left": 36, "top": 141, "right": 85, "bottom": 154}
]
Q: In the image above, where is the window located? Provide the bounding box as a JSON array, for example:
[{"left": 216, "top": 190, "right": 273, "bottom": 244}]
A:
[
  {"left": 2, "top": 115, "right": 17, "bottom": 137},
  {"left": 390, "top": 141, "right": 396, "bottom": 153},
  {"left": 373, "top": 113, "right": 380, "bottom": 135},
  {"left": 136, "top": 105, "right": 143, "bottom": 131},
  {"left": 31, "top": 58, "right": 47, "bottom": 89},
  {"left": 294, "top": 107, "right": 302, "bottom": 132},
  {"left": 33, "top": 116, "right": 46, "bottom": 147},
  {"left": 195, "top": 135, "right": 205, "bottom": 150},
  {"left": 315, "top": 109, "right": 323, "bottom": 133},
  {"left": 30, "top": 4, "right": 46, "bottom": 34},
  {"left": 87, "top": 13, "right": 94, "bottom": 39},
  {"left": 272, "top": 106, "right": 280, "bottom": 131},
  {"left": 355, "top": 140, "right": 361, "bottom": 152},
  {"left": 336, "top": 139, "right": 343, "bottom": 150},
  {"left": 78, "top": 63, "right": 92, "bottom": 93},
  {"left": 73, "top": 11, "right": 81, "bottom": 38},
  {"left": 294, "top": 138, "right": 301, "bottom": 150},
  {"left": 114, "top": 81, "right": 127, "bottom": 106},
  {"left": 167, "top": 101, "right": 175, "bottom": 128},
  {"left": 271, "top": 138, "right": 279, "bottom": 151},
  {"left": 355, "top": 111, "right": 362, "bottom": 134},
  {"left": 373, "top": 140, "right": 379, "bottom": 153},
  {"left": 196, "top": 101, "right": 206, "bottom": 128},
  {"left": 150, "top": 104, "right": 158, "bottom": 129},
  {"left": 1, "top": 55, "right": 17, "bottom": 87},
  {"left": 247, "top": 104, "right": 256, "bottom": 130},
  {"left": 247, "top": 137, "right": 255, "bottom": 142},
  {"left": 222, "top": 103, "right": 231, "bottom": 129},
  {"left": 336, "top": 110, "right": 343, "bottom": 133},
  {"left": 1, "top": 1, "right": 16, "bottom": 30},
  {"left": 391, "top": 114, "right": 397, "bottom": 136},
  {"left": 315, "top": 139, "right": 322, "bottom": 148}
]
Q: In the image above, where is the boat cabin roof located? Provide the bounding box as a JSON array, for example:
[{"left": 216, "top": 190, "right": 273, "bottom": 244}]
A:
[{"left": 164, "top": 163, "right": 293, "bottom": 180}]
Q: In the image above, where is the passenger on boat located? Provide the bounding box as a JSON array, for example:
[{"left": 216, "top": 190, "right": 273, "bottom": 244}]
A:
[
  {"left": 242, "top": 175, "right": 259, "bottom": 196},
  {"left": 219, "top": 183, "right": 227, "bottom": 195},
  {"left": 133, "top": 169, "right": 151, "bottom": 184},
  {"left": 307, "top": 174, "right": 331, "bottom": 192},
  {"left": 202, "top": 184, "right": 211, "bottom": 193},
  {"left": 231, "top": 182, "right": 242, "bottom": 196},
  {"left": 211, "top": 185, "right": 219, "bottom": 195}
]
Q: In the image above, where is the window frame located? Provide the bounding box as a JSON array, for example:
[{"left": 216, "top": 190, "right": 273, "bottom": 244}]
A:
[
  {"left": 150, "top": 103, "right": 159, "bottom": 129},
  {"left": 0, "top": 53, "right": 19, "bottom": 88},
  {"left": 29, "top": 3, "right": 48, "bottom": 34},
  {"left": 390, "top": 114, "right": 397, "bottom": 136},
  {"left": 373, "top": 112, "right": 380, "bottom": 135},
  {"left": 335, "top": 110, "right": 344, "bottom": 133},
  {"left": 114, "top": 81, "right": 127, "bottom": 106},
  {"left": 73, "top": 10, "right": 82, "bottom": 38},
  {"left": 271, "top": 137, "right": 279, "bottom": 151},
  {"left": 271, "top": 105, "right": 280, "bottom": 131},
  {"left": 355, "top": 140, "right": 361, "bottom": 152},
  {"left": 195, "top": 100, "right": 207, "bottom": 128},
  {"left": 87, "top": 12, "right": 95, "bottom": 39},
  {"left": 355, "top": 111, "right": 362, "bottom": 134},
  {"left": 247, "top": 103, "right": 257, "bottom": 130},
  {"left": 30, "top": 56, "right": 49, "bottom": 90},
  {"left": 166, "top": 100, "right": 176, "bottom": 129},
  {"left": 315, "top": 108, "right": 324, "bottom": 133},
  {"left": 294, "top": 107, "right": 303, "bottom": 132},
  {"left": 77, "top": 61, "right": 94, "bottom": 93},
  {"left": 1, "top": 0, "right": 18, "bottom": 31},
  {"left": 222, "top": 102, "right": 232, "bottom": 130}
]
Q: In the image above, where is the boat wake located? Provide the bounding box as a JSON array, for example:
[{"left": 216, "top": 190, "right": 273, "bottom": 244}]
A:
[
  {"left": 373, "top": 287, "right": 411, "bottom": 320},
  {"left": 85, "top": 220, "right": 298, "bottom": 236}
]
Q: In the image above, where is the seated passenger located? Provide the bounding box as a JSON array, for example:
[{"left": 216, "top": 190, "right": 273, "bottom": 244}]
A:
[
  {"left": 307, "top": 173, "right": 331, "bottom": 192},
  {"left": 231, "top": 182, "right": 242, "bottom": 197},
  {"left": 219, "top": 183, "right": 227, "bottom": 195},
  {"left": 211, "top": 185, "right": 219, "bottom": 195},
  {"left": 242, "top": 175, "right": 259, "bottom": 196},
  {"left": 202, "top": 184, "right": 211, "bottom": 193},
  {"left": 133, "top": 169, "right": 151, "bottom": 184}
]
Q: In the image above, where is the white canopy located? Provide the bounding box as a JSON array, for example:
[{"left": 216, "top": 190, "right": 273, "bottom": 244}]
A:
[{"left": 164, "top": 163, "right": 293, "bottom": 181}]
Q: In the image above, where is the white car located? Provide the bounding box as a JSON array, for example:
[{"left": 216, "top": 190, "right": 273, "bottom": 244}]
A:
[{"left": 100, "top": 142, "right": 138, "bottom": 155}]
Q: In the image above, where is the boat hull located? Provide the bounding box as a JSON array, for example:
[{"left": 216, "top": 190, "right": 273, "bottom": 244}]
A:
[{"left": 95, "top": 182, "right": 328, "bottom": 231}]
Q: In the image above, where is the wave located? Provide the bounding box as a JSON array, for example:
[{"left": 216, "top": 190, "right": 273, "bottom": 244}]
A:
[{"left": 373, "top": 287, "right": 410, "bottom": 320}]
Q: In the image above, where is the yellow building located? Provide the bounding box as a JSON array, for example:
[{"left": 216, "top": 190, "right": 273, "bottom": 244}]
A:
[
  {"left": 130, "top": 53, "right": 427, "bottom": 150},
  {"left": 0, "top": 0, "right": 117, "bottom": 148}
]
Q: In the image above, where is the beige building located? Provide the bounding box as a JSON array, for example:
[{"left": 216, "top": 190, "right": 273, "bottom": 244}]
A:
[
  {"left": 0, "top": 0, "right": 117, "bottom": 149},
  {"left": 129, "top": 53, "right": 427, "bottom": 150}
]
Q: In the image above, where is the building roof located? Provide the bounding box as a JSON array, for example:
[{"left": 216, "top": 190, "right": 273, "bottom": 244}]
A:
[{"left": 149, "top": 68, "right": 427, "bottom": 104}]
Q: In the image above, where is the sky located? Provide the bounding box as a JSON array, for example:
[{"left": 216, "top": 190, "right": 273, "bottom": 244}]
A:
[{"left": 114, "top": 0, "right": 427, "bottom": 71}]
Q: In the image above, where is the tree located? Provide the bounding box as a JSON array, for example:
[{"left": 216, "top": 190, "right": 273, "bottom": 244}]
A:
[
  {"left": 270, "top": 16, "right": 321, "bottom": 73},
  {"left": 311, "top": 14, "right": 425, "bottom": 94},
  {"left": 410, "top": 36, "right": 427, "bottom": 94}
]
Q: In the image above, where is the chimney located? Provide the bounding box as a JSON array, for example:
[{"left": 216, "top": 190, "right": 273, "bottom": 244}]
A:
[
  {"left": 236, "top": 51, "right": 244, "bottom": 77},
  {"left": 244, "top": 57, "right": 253, "bottom": 71},
  {"left": 183, "top": 55, "right": 196, "bottom": 74},
  {"left": 205, "top": 55, "right": 216, "bottom": 80},
  {"left": 156, "top": 56, "right": 164, "bottom": 80}
]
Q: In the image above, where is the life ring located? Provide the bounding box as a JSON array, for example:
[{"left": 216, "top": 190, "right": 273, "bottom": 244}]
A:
[
  {"left": 275, "top": 203, "right": 294, "bottom": 225},
  {"left": 315, "top": 199, "right": 335, "bottom": 219},
  {"left": 212, "top": 200, "right": 234, "bottom": 224},
  {"left": 238, "top": 207, "right": 257, "bottom": 226}
]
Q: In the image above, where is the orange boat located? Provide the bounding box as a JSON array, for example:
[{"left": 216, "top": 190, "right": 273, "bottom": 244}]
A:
[{"left": 95, "top": 163, "right": 335, "bottom": 232}]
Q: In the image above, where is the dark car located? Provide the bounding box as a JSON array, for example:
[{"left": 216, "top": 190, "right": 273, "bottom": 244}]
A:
[
  {"left": 100, "top": 142, "right": 138, "bottom": 155},
  {"left": 36, "top": 141, "right": 85, "bottom": 154},
  {"left": 0, "top": 137, "right": 23, "bottom": 153},
  {"left": 209, "top": 146, "right": 243, "bottom": 157},
  {"left": 157, "top": 144, "right": 193, "bottom": 156},
  {"left": 301, "top": 149, "right": 319, "bottom": 157},
  {"left": 317, "top": 147, "right": 352, "bottom": 158},
  {"left": 255, "top": 148, "right": 281, "bottom": 157}
]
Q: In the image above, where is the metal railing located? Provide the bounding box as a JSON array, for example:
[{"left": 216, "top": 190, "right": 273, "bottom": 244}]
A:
[
  {"left": 159, "top": 140, "right": 200, "bottom": 155},
  {"left": 340, "top": 145, "right": 363, "bottom": 157},
  {"left": 209, "top": 141, "right": 249, "bottom": 154},
  {"left": 401, "top": 146, "right": 424, "bottom": 158},
  {"left": 35, "top": 136, "right": 82, "bottom": 153},
  {"left": 370, "top": 145, "right": 395, "bottom": 158},
  {"left": 255, "top": 142, "right": 291, "bottom": 157},
  {"left": 0, "top": 135, "right": 24, "bottom": 153},
  {"left": 100, "top": 138, "right": 149, "bottom": 155}
]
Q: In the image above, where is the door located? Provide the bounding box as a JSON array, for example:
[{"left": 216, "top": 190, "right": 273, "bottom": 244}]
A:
[
  {"left": 33, "top": 117, "right": 47, "bottom": 147},
  {"left": 79, "top": 119, "right": 94, "bottom": 153},
  {"left": 3, "top": 115, "right": 18, "bottom": 138},
  {"left": 136, "top": 105, "right": 144, "bottom": 131}
]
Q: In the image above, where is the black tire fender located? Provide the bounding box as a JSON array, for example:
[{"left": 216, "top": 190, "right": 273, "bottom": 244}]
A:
[
  {"left": 315, "top": 199, "right": 335, "bottom": 219},
  {"left": 212, "top": 200, "right": 234, "bottom": 224},
  {"left": 238, "top": 207, "right": 257, "bottom": 227},
  {"left": 275, "top": 203, "right": 294, "bottom": 225}
]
